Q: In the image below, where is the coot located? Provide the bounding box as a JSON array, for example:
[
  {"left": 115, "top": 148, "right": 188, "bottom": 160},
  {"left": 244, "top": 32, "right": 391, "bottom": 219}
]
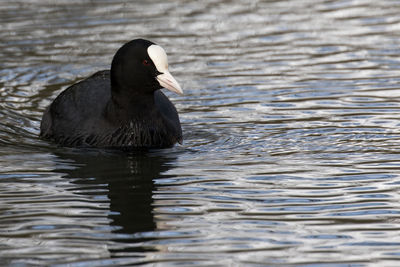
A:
[{"left": 40, "top": 39, "right": 183, "bottom": 149}]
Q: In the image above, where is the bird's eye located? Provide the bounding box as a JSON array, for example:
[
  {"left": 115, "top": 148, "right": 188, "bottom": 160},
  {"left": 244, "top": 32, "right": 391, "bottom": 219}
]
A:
[{"left": 142, "top": 59, "right": 150, "bottom": 66}]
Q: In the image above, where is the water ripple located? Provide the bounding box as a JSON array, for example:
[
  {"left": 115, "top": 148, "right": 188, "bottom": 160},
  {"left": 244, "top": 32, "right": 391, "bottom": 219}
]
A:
[{"left": 2, "top": 0, "right": 400, "bottom": 266}]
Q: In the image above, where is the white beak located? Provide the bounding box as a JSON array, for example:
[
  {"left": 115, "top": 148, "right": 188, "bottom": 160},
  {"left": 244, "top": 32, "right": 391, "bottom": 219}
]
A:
[
  {"left": 157, "top": 70, "right": 183, "bottom": 95},
  {"left": 148, "top": 44, "right": 183, "bottom": 95}
]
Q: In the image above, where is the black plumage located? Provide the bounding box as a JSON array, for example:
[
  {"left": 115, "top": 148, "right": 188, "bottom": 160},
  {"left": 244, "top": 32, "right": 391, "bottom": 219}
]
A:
[{"left": 40, "top": 39, "right": 183, "bottom": 149}]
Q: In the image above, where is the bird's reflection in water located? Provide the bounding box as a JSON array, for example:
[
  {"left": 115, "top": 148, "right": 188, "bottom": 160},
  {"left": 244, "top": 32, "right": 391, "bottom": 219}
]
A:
[{"left": 55, "top": 148, "right": 178, "bottom": 255}]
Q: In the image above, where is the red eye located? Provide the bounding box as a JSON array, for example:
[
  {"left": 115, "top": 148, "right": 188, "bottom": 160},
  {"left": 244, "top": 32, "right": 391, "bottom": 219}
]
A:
[{"left": 142, "top": 59, "right": 150, "bottom": 66}]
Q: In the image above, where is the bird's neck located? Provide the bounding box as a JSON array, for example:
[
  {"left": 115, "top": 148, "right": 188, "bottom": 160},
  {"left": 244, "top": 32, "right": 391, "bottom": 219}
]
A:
[{"left": 106, "top": 89, "right": 157, "bottom": 122}]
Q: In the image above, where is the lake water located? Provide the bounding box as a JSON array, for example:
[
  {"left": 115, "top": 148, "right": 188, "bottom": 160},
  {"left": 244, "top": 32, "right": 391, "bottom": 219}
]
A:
[{"left": 1, "top": 0, "right": 400, "bottom": 266}]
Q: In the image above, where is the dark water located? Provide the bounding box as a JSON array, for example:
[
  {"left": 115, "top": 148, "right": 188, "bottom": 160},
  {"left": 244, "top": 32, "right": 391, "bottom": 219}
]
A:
[{"left": 2, "top": 0, "right": 400, "bottom": 266}]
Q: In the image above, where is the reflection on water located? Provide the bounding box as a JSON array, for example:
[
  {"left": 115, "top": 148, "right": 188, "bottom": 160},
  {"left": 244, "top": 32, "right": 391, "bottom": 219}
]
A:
[
  {"left": 58, "top": 150, "right": 177, "bottom": 256},
  {"left": 2, "top": 0, "right": 400, "bottom": 266}
]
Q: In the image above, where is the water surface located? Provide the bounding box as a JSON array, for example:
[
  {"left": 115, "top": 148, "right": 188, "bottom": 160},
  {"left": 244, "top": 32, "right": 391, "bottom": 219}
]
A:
[{"left": 1, "top": 0, "right": 400, "bottom": 266}]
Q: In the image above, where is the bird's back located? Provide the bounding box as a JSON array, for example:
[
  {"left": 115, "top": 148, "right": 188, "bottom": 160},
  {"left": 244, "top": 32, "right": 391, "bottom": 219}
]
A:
[{"left": 41, "top": 70, "right": 112, "bottom": 146}]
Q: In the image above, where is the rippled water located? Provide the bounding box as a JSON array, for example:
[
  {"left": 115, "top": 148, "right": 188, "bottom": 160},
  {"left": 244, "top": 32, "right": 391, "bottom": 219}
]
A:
[{"left": 2, "top": 0, "right": 400, "bottom": 266}]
